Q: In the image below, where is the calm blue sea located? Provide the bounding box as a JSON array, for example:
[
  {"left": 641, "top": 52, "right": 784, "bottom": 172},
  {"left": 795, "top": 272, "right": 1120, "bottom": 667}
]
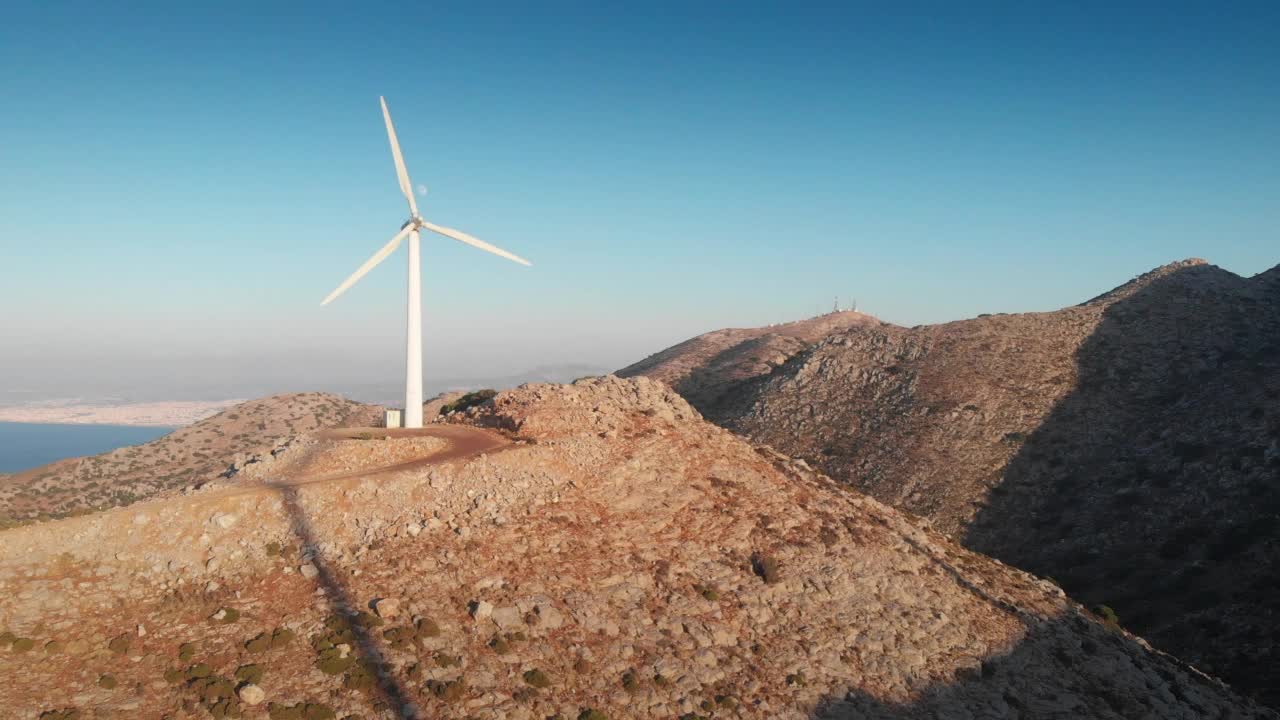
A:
[{"left": 0, "top": 422, "right": 175, "bottom": 473}]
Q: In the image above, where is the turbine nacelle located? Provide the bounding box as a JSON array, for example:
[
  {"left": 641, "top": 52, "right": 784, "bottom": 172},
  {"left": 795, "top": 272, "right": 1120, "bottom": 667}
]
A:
[{"left": 321, "top": 97, "right": 532, "bottom": 308}]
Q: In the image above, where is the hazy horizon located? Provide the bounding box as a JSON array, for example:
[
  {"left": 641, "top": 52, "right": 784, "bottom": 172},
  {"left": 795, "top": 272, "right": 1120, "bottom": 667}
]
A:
[{"left": 3, "top": 3, "right": 1276, "bottom": 403}]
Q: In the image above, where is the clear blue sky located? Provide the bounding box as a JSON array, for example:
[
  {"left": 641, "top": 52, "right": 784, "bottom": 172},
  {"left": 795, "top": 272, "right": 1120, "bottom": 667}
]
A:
[{"left": 1, "top": 1, "right": 1276, "bottom": 401}]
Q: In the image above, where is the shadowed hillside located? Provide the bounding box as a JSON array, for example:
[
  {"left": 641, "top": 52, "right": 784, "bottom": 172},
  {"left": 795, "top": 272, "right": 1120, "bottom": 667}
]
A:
[
  {"left": 809, "top": 613, "right": 1265, "bottom": 719},
  {"left": 0, "top": 392, "right": 379, "bottom": 526},
  {"left": 623, "top": 259, "right": 1280, "bottom": 706},
  {"left": 966, "top": 261, "right": 1280, "bottom": 705}
]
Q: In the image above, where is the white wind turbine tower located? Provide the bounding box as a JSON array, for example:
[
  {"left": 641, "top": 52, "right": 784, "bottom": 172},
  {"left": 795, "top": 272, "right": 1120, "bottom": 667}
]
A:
[{"left": 321, "top": 97, "right": 532, "bottom": 429}]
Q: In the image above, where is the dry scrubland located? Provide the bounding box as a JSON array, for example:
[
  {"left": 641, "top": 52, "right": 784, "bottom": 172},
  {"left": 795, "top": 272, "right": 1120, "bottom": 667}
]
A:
[
  {"left": 622, "top": 259, "right": 1280, "bottom": 707},
  {"left": 0, "top": 393, "right": 380, "bottom": 528},
  {"left": 0, "top": 377, "right": 1274, "bottom": 719}
]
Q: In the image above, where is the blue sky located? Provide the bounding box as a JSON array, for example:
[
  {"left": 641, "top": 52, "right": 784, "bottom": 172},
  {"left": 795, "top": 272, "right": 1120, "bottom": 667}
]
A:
[{"left": 1, "top": 1, "right": 1277, "bottom": 400}]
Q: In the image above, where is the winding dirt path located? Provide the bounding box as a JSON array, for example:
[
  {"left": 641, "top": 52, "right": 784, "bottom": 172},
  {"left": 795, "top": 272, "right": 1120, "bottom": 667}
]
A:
[{"left": 221, "top": 424, "right": 513, "bottom": 497}]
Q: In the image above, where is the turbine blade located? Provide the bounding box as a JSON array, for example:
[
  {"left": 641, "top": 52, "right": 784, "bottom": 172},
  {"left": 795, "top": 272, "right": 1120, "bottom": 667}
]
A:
[
  {"left": 380, "top": 96, "right": 417, "bottom": 216},
  {"left": 421, "top": 221, "right": 532, "bottom": 267},
  {"left": 320, "top": 226, "right": 412, "bottom": 305}
]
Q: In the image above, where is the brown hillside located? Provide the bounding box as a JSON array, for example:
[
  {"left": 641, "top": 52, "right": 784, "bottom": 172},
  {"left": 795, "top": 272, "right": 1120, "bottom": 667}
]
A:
[
  {"left": 0, "top": 377, "right": 1270, "bottom": 719},
  {"left": 624, "top": 259, "right": 1280, "bottom": 706},
  {"left": 618, "top": 311, "right": 890, "bottom": 416},
  {"left": 0, "top": 392, "right": 380, "bottom": 527}
]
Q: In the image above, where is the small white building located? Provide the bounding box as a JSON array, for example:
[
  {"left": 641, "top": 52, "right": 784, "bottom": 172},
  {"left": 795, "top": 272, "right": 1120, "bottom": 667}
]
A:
[{"left": 384, "top": 408, "right": 403, "bottom": 428}]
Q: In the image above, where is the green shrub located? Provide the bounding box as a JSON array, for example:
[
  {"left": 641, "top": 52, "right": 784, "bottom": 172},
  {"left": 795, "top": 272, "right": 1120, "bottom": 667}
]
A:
[
  {"left": 268, "top": 703, "right": 330, "bottom": 720},
  {"left": 316, "top": 654, "right": 353, "bottom": 675},
  {"left": 267, "top": 703, "right": 303, "bottom": 720},
  {"left": 178, "top": 641, "right": 197, "bottom": 662},
  {"left": 1093, "top": 604, "right": 1121, "bottom": 627},
  {"left": 382, "top": 625, "right": 416, "bottom": 648},
  {"left": 489, "top": 635, "right": 513, "bottom": 654},
  {"left": 270, "top": 627, "right": 296, "bottom": 648},
  {"left": 577, "top": 710, "right": 608, "bottom": 720},
  {"left": 523, "top": 668, "right": 552, "bottom": 688},
  {"left": 107, "top": 635, "right": 131, "bottom": 654},
  {"left": 245, "top": 632, "right": 272, "bottom": 653},
  {"left": 12, "top": 637, "right": 35, "bottom": 653},
  {"left": 342, "top": 661, "right": 375, "bottom": 692},
  {"left": 211, "top": 608, "right": 240, "bottom": 624},
  {"left": 427, "top": 678, "right": 466, "bottom": 702},
  {"left": 98, "top": 674, "right": 117, "bottom": 689},
  {"left": 439, "top": 390, "right": 497, "bottom": 415},
  {"left": 415, "top": 617, "right": 441, "bottom": 637},
  {"left": 234, "top": 664, "right": 264, "bottom": 684},
  {"left": 621, "top": 669, "right": 639, "bottom": 692}
]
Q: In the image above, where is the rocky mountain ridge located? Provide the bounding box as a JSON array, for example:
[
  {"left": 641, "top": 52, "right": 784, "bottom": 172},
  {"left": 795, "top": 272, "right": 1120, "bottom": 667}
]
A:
[
  {"left": 618, "top": 311, "right": 890, "bottom": 417},
  {"left": 1, "top": 377, "right": 1270, "bottom": 719},
  {"left": 621, "top": 259, "right": 1280, "bottom": 706}
]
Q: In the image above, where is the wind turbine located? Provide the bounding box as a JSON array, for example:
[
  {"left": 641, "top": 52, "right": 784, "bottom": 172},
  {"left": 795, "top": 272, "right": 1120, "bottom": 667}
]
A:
[{"left": 321, "top": 97, "right": 532, "bottom": 429}]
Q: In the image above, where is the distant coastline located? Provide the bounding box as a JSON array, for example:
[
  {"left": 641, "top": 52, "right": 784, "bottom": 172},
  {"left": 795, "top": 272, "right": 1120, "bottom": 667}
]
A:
[
  {"left": 0, "top": 422, "right": 177, "bottom": 473},
  {"left": 0, "top": 400, "right": 241, "bottom": 427}
]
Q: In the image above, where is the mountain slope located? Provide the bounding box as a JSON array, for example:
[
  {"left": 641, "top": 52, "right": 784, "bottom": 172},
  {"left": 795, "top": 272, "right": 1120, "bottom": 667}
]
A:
[
  {"left": 622, "top": 259, "right": 1280, "bottom": 706},
  {"left": 0, "top": 392, "right": 380, "bottom": 526},
  {"left": 618, "top": 310, "right": 890, "bottom": 421},
  {"left": 0, "top": 377, "right": 1270, "bottom": 719}
]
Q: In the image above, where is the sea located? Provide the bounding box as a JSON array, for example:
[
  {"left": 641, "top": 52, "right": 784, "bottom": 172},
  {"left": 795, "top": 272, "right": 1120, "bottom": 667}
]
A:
[{"left": 0, "top": 422, "right": 176, "bottom": 473}]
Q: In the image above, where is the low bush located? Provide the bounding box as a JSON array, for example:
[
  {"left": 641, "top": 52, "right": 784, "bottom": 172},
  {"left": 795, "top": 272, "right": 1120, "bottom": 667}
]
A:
[
  {"left": 1093, "top": 604, "right": 1121, "bottom": 627},
  {"left": 523, "top": 669, "right": 552, "bottom": 688},
  {"left": 107, "top": 634, "right": 131, "bottom": 654},
  {"left": 426, "top": 678, "right": 466, "bottom": 702},
  {"left": 621, "top": 669, "right": 640, "bottom": 692},
  {"left": 439, "top": 390, "right": 497, "bottom": 416}
]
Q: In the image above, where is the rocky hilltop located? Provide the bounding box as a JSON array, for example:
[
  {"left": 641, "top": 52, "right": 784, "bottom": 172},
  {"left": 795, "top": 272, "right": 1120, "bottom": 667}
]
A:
[
  {"left": 623, "top": 259, "right": 1280, "bottom": 706},
  {"left": 1, "top": 377, "right": 1270, "bottom": 719},
  {"left": 618, "top": 311, "right": 889, "bottom": 419},
  {"left": 0, "top": 392, "right": 379, "bottom": 527}
]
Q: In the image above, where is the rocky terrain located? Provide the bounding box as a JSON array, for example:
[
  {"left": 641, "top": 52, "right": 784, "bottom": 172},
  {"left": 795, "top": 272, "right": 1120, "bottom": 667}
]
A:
[
  {"left": 624, "top": 259, "right": 1280, "bottom": 706},
  {"left": 0, "top": 376, "right": 1272, "bottom": 719},
  {"left": 618, "top": 311, "right": 890, "bottom": 420},
  {"left": 0, "top": 393, "right": 380, "bottom": 527}
]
